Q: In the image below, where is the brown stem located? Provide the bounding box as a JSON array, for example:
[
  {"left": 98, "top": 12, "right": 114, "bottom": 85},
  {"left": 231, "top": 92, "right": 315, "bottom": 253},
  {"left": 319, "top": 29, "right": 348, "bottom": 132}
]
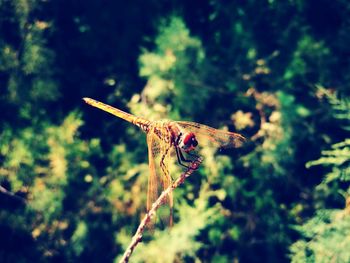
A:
[
  {"left": 119, "top": 157, "right": 203, "bottom": 263},
  {"left": 0, "top": 185, "right": 26, "bottom": 204}
]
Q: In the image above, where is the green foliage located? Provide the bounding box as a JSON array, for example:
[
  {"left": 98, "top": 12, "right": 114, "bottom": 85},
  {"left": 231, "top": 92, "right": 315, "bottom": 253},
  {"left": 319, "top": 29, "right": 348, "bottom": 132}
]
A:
[
  {"left": 291, "top": 209, "right": 350, "bottom": 263},
  {"left": 316, "top": 85, "right": 350, "bottom": 126},
  {"left": 0, "top": 110, "right": 101, "bottom": 260},
  {"left": 290, "top": 93, "right": 350, "bottom": 262},
  {"left": 284, "top": 35, "right": 332, "bottom": 84},
  {"left": 138, "top": 16, "right": 209, "bottom": 119}
]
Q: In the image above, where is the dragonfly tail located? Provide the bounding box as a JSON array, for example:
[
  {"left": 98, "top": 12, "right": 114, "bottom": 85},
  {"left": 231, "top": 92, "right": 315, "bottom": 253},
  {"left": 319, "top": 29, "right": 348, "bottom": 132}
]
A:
[{"left": 83, "top": 97, "right": 151, "bottom": 132}]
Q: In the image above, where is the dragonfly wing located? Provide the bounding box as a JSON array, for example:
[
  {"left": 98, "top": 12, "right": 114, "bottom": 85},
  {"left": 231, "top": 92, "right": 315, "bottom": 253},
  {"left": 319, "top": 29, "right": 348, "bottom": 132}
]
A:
[
  {"left": 146, "top": 128, "right": 174, "bottom": 226},
  {"left": 176, "top": 121, "right": 246, "bottom": 149},
  {"left": 146, "top": 131, "right": 160, "bottom": 213},
  {"left": 159, "top": 131, "right": 173, "bottom": 226}
]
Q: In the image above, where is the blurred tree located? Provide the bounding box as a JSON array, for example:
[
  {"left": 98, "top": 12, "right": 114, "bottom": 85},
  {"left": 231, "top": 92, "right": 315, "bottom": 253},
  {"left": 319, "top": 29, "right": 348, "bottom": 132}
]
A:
[{"left": 290, "top": 89, "right": 350, "bottom": 262}]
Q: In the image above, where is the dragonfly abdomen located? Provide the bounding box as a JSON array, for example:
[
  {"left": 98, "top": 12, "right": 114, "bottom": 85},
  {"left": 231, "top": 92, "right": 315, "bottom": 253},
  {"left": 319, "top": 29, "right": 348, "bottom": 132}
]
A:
[{"left": 83, "top": 97, "right": 151, "bottom": 132}]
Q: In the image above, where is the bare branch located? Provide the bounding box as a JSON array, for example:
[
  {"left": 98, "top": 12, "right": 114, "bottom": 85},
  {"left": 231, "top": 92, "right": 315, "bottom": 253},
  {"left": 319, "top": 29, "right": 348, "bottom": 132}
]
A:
[
  {"left": 0, "top": 185, "right": 27, "bottom": 204},
  {"left": 119, "top": 157, "right": 203, "bottom": 263}
]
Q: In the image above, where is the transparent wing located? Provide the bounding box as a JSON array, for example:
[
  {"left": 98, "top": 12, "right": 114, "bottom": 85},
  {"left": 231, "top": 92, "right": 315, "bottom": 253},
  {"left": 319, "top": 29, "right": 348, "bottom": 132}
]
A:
[
  {"left": 176, "top": 121, "right": 246, "bottom": 149},
  {"left": 146, "top": 131, "right": 160, "bottom": 213},
  {"left": 146, "top": 128, "right": 174, "bottom": 226}
]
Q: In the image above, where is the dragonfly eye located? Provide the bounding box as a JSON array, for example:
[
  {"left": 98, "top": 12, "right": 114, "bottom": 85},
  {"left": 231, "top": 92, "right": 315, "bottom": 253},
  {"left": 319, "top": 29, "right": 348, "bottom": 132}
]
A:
[
  {"left": 192, "top": 138, "right": 198, "bottom": 147},
  {"left": 183, "top": 132, "right": 198, "bottom": 151}
]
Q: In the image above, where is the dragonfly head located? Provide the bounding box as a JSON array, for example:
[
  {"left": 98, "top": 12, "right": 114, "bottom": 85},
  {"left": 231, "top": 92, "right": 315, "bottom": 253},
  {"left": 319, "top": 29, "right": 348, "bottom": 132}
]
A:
[{"left": 180, "top": 132, "right": 198, "bottom": 152}]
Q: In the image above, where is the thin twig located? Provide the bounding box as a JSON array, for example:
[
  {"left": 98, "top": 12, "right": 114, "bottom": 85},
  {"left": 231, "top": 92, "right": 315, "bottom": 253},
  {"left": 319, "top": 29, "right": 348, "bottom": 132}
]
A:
[
  {"left": 0, "top": 185, "right": 27, "bottom": 204},
  {"left": 119, "top": 157, "right": 203, "bottom": 263}
]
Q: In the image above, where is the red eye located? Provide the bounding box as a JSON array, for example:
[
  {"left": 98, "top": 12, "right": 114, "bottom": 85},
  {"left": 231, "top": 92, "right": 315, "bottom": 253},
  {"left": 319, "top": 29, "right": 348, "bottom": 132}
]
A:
[{"left": 183, "top": 132, "right": 196, "bottom": 146}]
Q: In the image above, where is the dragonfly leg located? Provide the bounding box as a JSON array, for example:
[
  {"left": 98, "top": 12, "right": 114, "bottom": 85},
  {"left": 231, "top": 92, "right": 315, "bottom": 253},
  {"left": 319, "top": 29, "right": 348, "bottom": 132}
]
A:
[
  {"left": 178, "top": 149, "right": 193, "bottom": 163},
  {"left": 175, "top": 147, "right": 192, "bottom": 168}
]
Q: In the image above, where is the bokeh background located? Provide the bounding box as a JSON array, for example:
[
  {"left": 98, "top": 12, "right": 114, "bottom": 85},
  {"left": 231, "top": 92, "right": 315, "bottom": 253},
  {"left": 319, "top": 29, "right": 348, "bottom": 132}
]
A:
[{"left": 1, "top": 1, "right": 350, "bottom": 262}]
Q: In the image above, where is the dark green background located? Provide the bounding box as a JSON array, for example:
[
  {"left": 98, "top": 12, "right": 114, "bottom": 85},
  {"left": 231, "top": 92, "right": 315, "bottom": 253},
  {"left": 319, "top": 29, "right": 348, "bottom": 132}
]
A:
[{"left": 1, "top": 1, "right": 349, "bottom": 262}]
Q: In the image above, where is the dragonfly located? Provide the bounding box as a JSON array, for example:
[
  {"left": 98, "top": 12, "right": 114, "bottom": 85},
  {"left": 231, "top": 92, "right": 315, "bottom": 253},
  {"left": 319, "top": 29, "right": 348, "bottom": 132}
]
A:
[{"left": 83, "top": 97, "right": 245, "bottom": 226}]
